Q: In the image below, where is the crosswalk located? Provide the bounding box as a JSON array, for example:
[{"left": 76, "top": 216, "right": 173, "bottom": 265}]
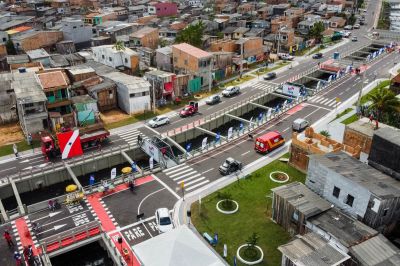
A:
[
  {"left": 115, "top": 129, "right": 148, "bottom": 146},
  {"left": 308, "top": 96, "right": 340, "bottom": 107},
  {"left": 252, "top": 81, "right": 278, "bottom": 92},
  {"left": 162, "top": 163, "right": 210, "bottom": 192}
]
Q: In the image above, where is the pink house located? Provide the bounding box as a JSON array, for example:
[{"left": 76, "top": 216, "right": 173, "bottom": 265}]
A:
[{"left": 149, "top": 2, "right": 178, "bottom": 17}]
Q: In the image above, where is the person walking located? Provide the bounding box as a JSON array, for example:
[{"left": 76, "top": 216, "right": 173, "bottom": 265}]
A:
[
  {"left": 27, "top": 133, "right": 33, "bottom": 152},
  {"left": 13, "top": 144, "right": 19, "bottom": 159},
  {"left": 13, "top": 251, "right": 22, "bottom": 266},
  {"left": 3, "top": 230, "right": 14, "bottom": 247}
]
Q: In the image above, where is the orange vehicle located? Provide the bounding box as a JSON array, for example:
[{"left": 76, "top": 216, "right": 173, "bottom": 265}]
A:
[{"left": 254, "top": 131, "right": 285, "bottom": 153}]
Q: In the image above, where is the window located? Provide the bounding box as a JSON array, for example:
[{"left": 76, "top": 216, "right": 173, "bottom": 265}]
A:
[
  {"left": 73, "top": 26, "right": 77, "bottom": 29},
  {"left": 2, "top": 37, "right": 6, "bottom": 42},
  {"left": 332, "top": 186, "right": 340, "bottom": 198},
  {"left": 125, "top": 58, "right": 128, "bottom": 63},
  {"left": 292, "top": 211, "right": 299, "bottom": 221},
  {"left": 130, "top": 93, "right": 136, "bottom": 98},
  {"left": 173, "top": 57, "right": 177, "bottom": 62},
  {"left": 345, "top": 194, "right": 354, "bottom": 207},
  {"left": 383, "top": 208, "right": 389, "bottom": 216},
  {"left": 109, "top": 57, "right": 112, "bottom": 62},
  {"left": 184, "top": 59, "right": 188, "bottom": 65},
  {"left": 102, "top": 54, "right": 105, "bottom": 59},
  {"left": 142, "top": 92, "right": 146, "bottom": 96}
]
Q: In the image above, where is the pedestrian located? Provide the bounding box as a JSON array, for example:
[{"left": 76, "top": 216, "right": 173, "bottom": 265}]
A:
[
  {"left": 13, "top": 144, "right": 19, "bottom": 159},
  {"left": 14, "top": 251, "right": 22, "bottom": 266},
  {"left": 3, "top": 230, "right": 14, "bottom": 247},
  {"left": 27, "top": 133, "right": 33, "bottom": 152},
  {"left": 369, "top": 114, "right": 374, "bottom": 123},
  {"left": 48, "top": 200, "right": 55, "bottom": 211}
]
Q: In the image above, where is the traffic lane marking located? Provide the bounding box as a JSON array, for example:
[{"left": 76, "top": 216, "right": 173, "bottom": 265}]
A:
[
  {"left": 120, "top": 217, "right": 160, "bottom": 247},
  {"left": 137, "top": 188, "right": 166, "bottom": 215},
  {"left": 201, "top": 168, "right": 214, "bottom": 174}
]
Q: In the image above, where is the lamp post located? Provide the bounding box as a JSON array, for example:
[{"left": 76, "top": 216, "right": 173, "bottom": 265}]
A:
[{"left": 356, "top": 64, "right": 368, "bottom": 116}]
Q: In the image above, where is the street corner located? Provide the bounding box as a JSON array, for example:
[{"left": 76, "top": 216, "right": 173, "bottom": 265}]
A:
[{"left": 100, "top": 176, "right": 177, "bottom": 227}]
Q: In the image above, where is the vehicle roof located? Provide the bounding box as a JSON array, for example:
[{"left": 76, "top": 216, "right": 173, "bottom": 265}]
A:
[
  {"left": 257, "top": 131, "right": 282, "bottom": 141},
  {"left": 156, "top": 115, "right": 168, "bottom": 119},
  {"left": 293, "top": 118, "right": 307, "bottom": 124},
  {"left": 226, "top": 157, "right": 235, "bottom": 162},
  {"left": 157, "top": 208, "right": 169, "bottom": 217}
]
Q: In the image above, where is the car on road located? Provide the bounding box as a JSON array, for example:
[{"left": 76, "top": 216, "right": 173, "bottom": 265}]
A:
[
  {"left": 263, "top": 72, "right": 277, "bottom": 80},
  {"left": 155, "top": 208, "right": 173, "bottom": 233},
  {"left": 219, "top": 157, "right": 243, "bottom": 175},
  {"left": 352, "top": 36, "right": 358, "bottom": 42},
  {"left": 148, "top": 115, "right": 170, "bottom": 128},
  {"left": 222, "top": 86, "right": 240, "bottom": 97},
  {"left": 344, "top": 25, "right": 353, "bottom": 30},
  {"left": 179, "top": 101, "right": 198, "bottom": 117},
  {"left": 353, "top": 23, "right": 360, "bottom": 29},
  {"left": 205, "top": 95, "right": 221, "bottom": 105},
  {"left": 312, "top": 53, "right": 323, "bottom": 59},
  {"left": 343, "top": 31, "right": 352, "bottom": 38},
  {"left": 292, "top": 118, "right": 310, "bottom": 132},
  {"left": 278, "top": 53, "right": 295, "bottom": 61},
  {"left": 254, "top": 131, "right": 285, "bottom": 154}
]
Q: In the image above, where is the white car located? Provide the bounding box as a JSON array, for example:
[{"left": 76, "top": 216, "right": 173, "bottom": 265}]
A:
[
  {"left": 155, "top": 208, "right": 173, "bottom": 233},
  {"left": 353, "top": 24, "right": 360, "bottom": 29},
  {"left": 222, "top": 86, "right": 240, "bottom": 97},
  {"left": 148, "top": 115, "right": 170, "bottom": 128},
  {"left": 344, "top": 25, "right": 353, "bottom": 30}
]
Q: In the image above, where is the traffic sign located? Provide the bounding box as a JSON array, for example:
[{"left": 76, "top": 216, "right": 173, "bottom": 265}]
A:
[
  {"left": 336, "top": 97, "right": 341, "bottom": 102},
  {"left": 181, "top": 182, "right": 184, "bottom": 189}
]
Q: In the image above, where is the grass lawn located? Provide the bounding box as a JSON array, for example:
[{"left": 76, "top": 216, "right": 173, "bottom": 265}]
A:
[
  {"left": 331, "top": 108, "right": 354, "bottom": 122},
  {"left": 341, "top": 113, "right": 359, "bottom": 125},
  {"left": 0, "top": 140, "right": 40, "bottom": 157},
  {"left": 359, "top": 80, "right": 390, "bottom": 105},
  {"left": 191, "top": 155, "right": 306, "bottom": 266}
]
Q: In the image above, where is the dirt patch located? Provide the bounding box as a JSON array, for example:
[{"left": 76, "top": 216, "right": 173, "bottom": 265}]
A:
[
  {"left": 100, "top": 110, "right": 130, "bottom": 124},
  {"left": 0, "top": 123, "right": 24, "bottom": 146},
  {"left": 273, "top": 173, "right": 287, "bottom": 181}
]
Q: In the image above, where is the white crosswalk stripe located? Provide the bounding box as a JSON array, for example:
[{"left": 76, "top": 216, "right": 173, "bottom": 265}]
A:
[
  {"left": 319, "top": 98, "right": 330, "bottom": 104},
  {"left": 162, "top": 163, "right": 210, "bottom": 191},
  {"left": 308, "top": 96, "right": 342, "bottom": 108},
  {"left": 252, "top": 82, "right": 278, "bottom": 92},
  {"left": 116, "top": 129, "right": 148, "bottom": 145}
]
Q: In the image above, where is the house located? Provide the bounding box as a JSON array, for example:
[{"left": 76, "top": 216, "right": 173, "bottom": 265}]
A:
[
  {"left": 368, "top": 127, "right": 400, "bottom": 180},
  {"left": 71, "top": 95, "right": 98, "bottom": 127},
  {"left": 329, "top": 16, "right": 346, "bottom": 28},
  {"left": 148, "top": 2, "right": 178, "bottom": 17},
  {"left": 130, "top": 27, "right": 159, "bottom": 49},
  {"left": 306, "top": 152, "right": 400, "bottom": 236},
  {"left": 297, "top": 15, "right": 323, "bottom": 35},
  {"left": 102, "top": 72, "right": 150, "bottom": 114},
  {"left": 221, "top": 26, "right": 236, "bottom": 39},
  {"left": 92, "top": 45, "right": 139, "bottom": 75},
  {"left": 271, "top": 182, "right": 332, "bottom": 235},
  {"left": 137, "top": 46, "right": 154, "bottom": 70},
  {"left": 289, "top": 127, "right": 361, "bottom": 173},
  {"left": 61, "top": 18, "right": 93, "bottom": 48},
  {"left": 26, "top": 49, "right": 51, "bottom": 67},
  {"left": 12, "top": 72, "right": 48, "bottom": 135},
  {"left": 233, "top": 27, "right": 249, "bottom": 40},
  {"left": 212, "top": 51, "right": 234, "bottom": 81},
  {"left": 49, "top": 54, "right": 70, "bottom": 68},
  {"left": 128, "top": 5, "right": 147, "bottom": 17},
  {"left": 12, "top": 31, "right": 63, "bottom": 52},
  {"left": 87, "top": 79, "right": 117, "bottom": 112},
  {"left": 98, "top": 22, "right": 134, "bottom": 43},
  {"left": 91, "top": 36, "right": 112, "bottom": 47},
  {"left": 237, "top": 3, "right": 255, "bottom": 14},
  {"left": 172, "top": 43, "right": 213, "bottom": 91},
  {"left": 236, "top": 37, "right": 264, "bottom": 64},
  {"left": 155, "top": 46, "right": 173, "bottom": 72},
  {"left": 0, "top": 73, "right": 17, "bottom": 124},
  {"left": 278, "top": 232, "right": 351, "bottom": 266},
  {"left": 84, "top": 12, "right": 117, "bottom": 26},
  {"left": 349, "top": 234, "right": 400, "bottom": 266},
  {"left": 145, "top": 70, "right": 176, "bottom": 103}
]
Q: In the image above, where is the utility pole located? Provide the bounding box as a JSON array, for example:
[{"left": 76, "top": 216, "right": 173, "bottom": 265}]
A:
[
  {"left": 356, "top": 64, "right": 367, "bottom": 115},
  {"left": 240, "top": 41, "right": 244, "bottom": 79},
  {"left": 152, "top": 78, "right": 156, "bottom": 114},
  {"left": 209, "top": 56, "right": 212, "bottom": 92}
]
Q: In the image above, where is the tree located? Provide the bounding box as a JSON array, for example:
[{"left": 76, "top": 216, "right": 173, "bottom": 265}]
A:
[
  {"left": 319, "top": 130, "right": 331, "bottom": 138},
  {"left": 113, "top": 40, "right": 125, "bottom": 66},
  {"left": 175, "top": 21, "right": 205, "bottom": 48},
  {"left": 348, "top": 14, "right": 356, "bottom": 26},
  {"left": 5, "top": 39, "right": 16, "bottom": 55},
  {"left": 367, "top": 88, "right": 400, "bottom": 122},
  {"left": 308, "top": 21, "right": 325, "bottom": 43}
]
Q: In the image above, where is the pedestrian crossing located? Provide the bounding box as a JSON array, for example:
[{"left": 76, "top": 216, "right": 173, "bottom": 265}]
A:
[
  {"left": 309, "top": 96, "right": 340, "bottom": 107},
  {"left": 252, "top": 81, "right": 278, "bottom": 92},
  {"left": 116, "top": 129, "right": 148, "bottom": 146},
  {"left": 162, "top": 163, "right": 210, "bottom": 192}
]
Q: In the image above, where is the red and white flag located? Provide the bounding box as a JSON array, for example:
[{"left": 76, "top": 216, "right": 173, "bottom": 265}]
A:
[{"left": 57, "top": 130, "right": 83, "bottom": 159}]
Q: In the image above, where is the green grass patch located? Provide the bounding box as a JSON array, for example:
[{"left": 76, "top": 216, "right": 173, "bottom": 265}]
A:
[
  {"left": 331, "top": 108, "right": 354, "bottom": 122},
  {"left": 0, "top": 140, "right": 40, "bottom": 157},
  {"left": 359, "top": 80, "right": 390, "bottom": 105},
  {"left": 341, "top": 113, "right": 359, "bottom": 125},
  {"left": 191, "top": 156, "right": 306, "bottom": 266}
]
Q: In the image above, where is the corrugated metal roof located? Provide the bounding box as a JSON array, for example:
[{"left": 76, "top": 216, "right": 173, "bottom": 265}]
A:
[
  {"left": 172, "top": 43, "right": 212, "bottom": 59},
  {"left": 102, "top": 72, "right": 150, "bottom": 93}
]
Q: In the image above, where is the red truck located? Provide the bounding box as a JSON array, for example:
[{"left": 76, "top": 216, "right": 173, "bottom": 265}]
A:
[
  {"left": 179, "top": 101, "right": 198, "bottom": 117},
  {"left": 41, "top": 123, "right": 110, "bottom": 160},
  {"left": 254, "top": 131, "right": 285, "bottom": 154}
]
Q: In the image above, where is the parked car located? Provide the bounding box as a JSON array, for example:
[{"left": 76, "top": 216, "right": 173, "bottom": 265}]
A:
[
  {"left": 219, "top": 157, "right": 243, "bottom": 175},
  {"left": 263, "top": 72, "right": 277, "bottom": 80},
  {"left": 222, "top": 86, "right": 240, "bottom": 97},
  {"left": 359, "top": 20, "right": 365, "bottom": 25},
  {"left": 344, "top": 25, "right": 353, "bottom": 30},
  {"left": 155, "top": 208, "right": 173, "bottom": 233},
  {"left": 205, "top": 95, "right": 221, "bottom": 105},
  {"left": 148, "top": 115, "right": 170, "bottom": 128},
  {"left": 353, "top": 24, "right": 360, "bottom": 29},
  {"left": 312, "top": 53, "right": 323, "bottom": 59},
  {"left": 352, "top": 36, "right": 358, "bottom": 42},
  {"left": 292, "top": 118, "right": 310, "bottom": 132},
  {"left": 343, "top": 31, "right": 352, "bottom": 38}
]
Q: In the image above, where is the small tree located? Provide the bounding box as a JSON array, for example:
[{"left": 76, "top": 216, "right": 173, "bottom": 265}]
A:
[
  {"left": 308, "top": 21, "right": 325, "bottom": 43},
  {"left": 319, "top": 130, "right": 331, "bottom": 138},
  {"left": 5, "top": 39, "right": 16, "bottom": 55},
  {"left": 246, "top": 232, "right": 259, "bottom": 247},
  {"left": 113, "top": 40, "right": 125, "bottom": 67},
  {"left": 219, "top": 192, "right": 233, "bottom": 210},
  {"left": 175, "top": 21, "right": 205, "bottom": 48}
]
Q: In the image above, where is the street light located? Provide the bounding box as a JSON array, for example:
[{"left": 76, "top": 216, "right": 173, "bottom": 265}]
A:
[{"left": 356, "top": 64, "right": 368, "bottom": 116}]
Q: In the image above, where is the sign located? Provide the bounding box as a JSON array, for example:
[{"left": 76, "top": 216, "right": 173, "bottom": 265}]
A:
[
  {"left": 282, "top": 83, "right": 302, "bottom": 97},
  {"left": 327, "top": 75, "right": 333, "bottom": 83},
  {"left": 336, "top": 97, "right": 341, "bottom": 102},
  {"left": 181, "top": 182, "right": 184, "bottom": 189},
  {"left": 111, "top": 168, "right": 117, "bottom": 180},
  {"left": 131, "top": 162, "right": 136, "bottom": 172},
  {"left": 57, "top": 130, "right": 83, "bottom": 159},
  {"left": 89, "top": 175, "right": 95, "bottom": 186},
  {"left": 239, "top": 122, "right": 243, "bottom": 130},
  {"left": 336, "top": 70, "right": 341, "bottom": 78},
  {"left": 283, "top": 100, "right": 288, "bottom": 107},
  {"left": 227, "top": 127, "right": 233, "bottom": 139},
  {"left": 223, "top": 244, "right": 227, "bottom": 258},
  {"left": 215, "top": 133, "right": 220, "bottom": 143},
  {"left": 267, "top": 108, "right": 272, "bottom": 118},
  {"left": 214, "top": 233, "right": 218, "bottom": 244},
  {"left": 186, "top": 143, "right": 192, "bottom": 152},
  {"left": 258, "top": 112, "right": 263, "bottom": 121},
  {"left": 201, "top": 137, "right": 208, "bottom": 150},
  {"left": 149, "top": 157, "right": 154, "bottom": 170}
]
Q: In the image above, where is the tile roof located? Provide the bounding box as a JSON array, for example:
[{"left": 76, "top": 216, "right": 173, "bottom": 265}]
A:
[
  {"left": 37, "top": 71, "right": 69, "bottom": 89},
  {"left": 172, "top": 43, "right": 211, "bottom": 59}
]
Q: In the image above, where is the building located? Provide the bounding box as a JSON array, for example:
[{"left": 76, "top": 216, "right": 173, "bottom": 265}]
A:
[
  {"left": 289, "top": 127, "right": 361, "bottom": 173},
  {"left": 85, "top": 12, "right": 117, "bottom": 26},
  {"left": 148, "top": 2, "right": 178, "bottom": 17},
  {"left": 71, "top": 95, "right": 98, "bottom": 127},
  {"left": 102, "top": 72, "right": 150, "bottom": 114},
  {"left": 98, "top": 22, "right": 133, "bottom": 43},
  {"left": 145, "top": 70, "right": 176, "bottom": 103},
  {"left": 155, "top": 46, "right": 173, "bottom": 72},
  {"left": 368, "top": 127, "right": 400, "bottom": 180},
  {"left": 306, "top": 152, "right": 400, "bottom": 236},
  {"left": 329, "top": 16, "right": 346, "bottom": 28},
  {"left": 12, "top": 31, "right": 63, "bottom": 52},
  {"left": 37, "top": 70, "right": 75, "bottom": 130},
  {"left": 26, "top": 49, "right": 51, "bottom": 67},
  {"left": 137, "top": 46, "right": 155, "bottom": 70},
  {"left": 172, "top": 43, "right": 213, "bottom": 92},
  {"left": 0, "top": 73, "right": 16, "bottom": 124},
  {"left": 61, "top": 18, "right": 93, "bottom": 48},
  {"left": 87, "top": 79, "right": 117, "bottom": 112},
  {"left": 12, "top": 72, "right": 48, "bottom": 135},
  {"left": 278, "top": 232, "right": 350, "bottom": 266},
  {"left": 92, "top": 45, "right": 139, "bottom": 75},
  {"left": 129, "top": 27, "right": 159, "bottom": 49},
  {"left": 235, "top": 37, "right": 264, "bottom": 65}
]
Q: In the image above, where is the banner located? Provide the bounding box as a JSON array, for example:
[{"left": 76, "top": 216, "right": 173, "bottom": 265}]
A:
[
  {"left": 149, "top": 157, "right": 154, "bottom": 170},
  {"left": 215, "top": 133, "right": 220, "bottom": 143},
  {"left": 267, "top": 108, "right": 272, "bottom": 118},
  {"left": 282, "top": 83, "right": 302, "bottom": 97},
  {"left": 201, "top": 137, "right": 208, "bottom": 150},
  {"left": 227, "top": 127, "right": 233, "bottom": 139},
  {"left": 111, "top": 168, "right": 117, "bottom": 180},
  {"left": 89, "top": 175, "right": 95, "bottom": 186},
  {"left": 186, "top": 143, "right": 191, "bottom": 152},
  {"left": 327, "top": 75, "right": 332, "bottom": 83},
  {"left": 57, "top": 130, "right": 83, "bottom": 159},
  {"left": 131, "top": 162, "right": 136, "bottom": 172}
]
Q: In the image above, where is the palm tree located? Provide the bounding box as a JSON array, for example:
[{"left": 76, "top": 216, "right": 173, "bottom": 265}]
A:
[
  {"left": 113, "top": 40, "right": 126, "bottom": 67},
  {"left": 319, "top": 130, "right": 331, "bottom": 138},
  {"left": 368, "top": 88, "right": 400, "bottom": 121}
]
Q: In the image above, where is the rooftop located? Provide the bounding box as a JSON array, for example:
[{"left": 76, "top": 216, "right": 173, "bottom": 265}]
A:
[
  {"left": 102, "top": 72, "right": 150, "bottom": 93},
  {"left": 309, "top": 152, "right": 400, "bottom": 198},
  {"left": 7, "top": 54, "right": 29, "bottom": 65},
  {"left": 308, "top": 208, "right": 378, "bottom": 248},
  {"left": 350, "top": 234, "right": 400, "bottom": 266},
  {"left": 278, "top": 233, "right": 350, "bottom": 266},
  {"left": 373, "top": 127, "right": 400, "bottom": 146},
  {"left": 26, "top": 49, "right": 50, "bottom": 59},
  {"left": 271, "top": 182, "right": 332, "bottom": 218},
  {"left": 172, "top": 43, "right": 212, "bottom": 59},
  {"left": 12, "top": 72, "right": 47, "bottom": 104},
  {"left": 130, "top": 26, "right": 158, "bottom": 38},
  {"left": 37, "top": 70, "right": 70, "bottom": 89},
  {"left": 71, "top": 95, "right": 96, "bottom": 104},
  {"left": 156, "top": 46, "right": 172, "bottom": 55}
]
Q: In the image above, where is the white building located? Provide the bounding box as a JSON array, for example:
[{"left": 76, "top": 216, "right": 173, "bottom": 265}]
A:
[
  {"left": 326, "top": 3, "right": 343, "bottom": 13},
  {"left": 91, "top": 45, "right": 138, "bottom": 72},
  {"left": 62, "top": 18, "right": 93, "bottom": 45},
  {"left": 102, "top": 72, "right": 150, "bottom": 114}
]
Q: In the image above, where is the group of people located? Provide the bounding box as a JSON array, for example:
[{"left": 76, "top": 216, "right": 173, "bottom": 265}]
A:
[{"left": 3, "top": 229, "right": 22, "bottom": 265}]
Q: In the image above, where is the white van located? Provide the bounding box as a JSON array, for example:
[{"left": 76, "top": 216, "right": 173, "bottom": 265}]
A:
[{"left": 292, "top": 118, "right": 310, "bottom": 132}]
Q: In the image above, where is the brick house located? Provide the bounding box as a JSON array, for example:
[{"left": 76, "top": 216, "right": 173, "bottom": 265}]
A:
[
  {"left": 329, "top": 16, "right": 346, "bottom": 28},
  {"left": 13, "top": 31, "right": 63, "bottom": 52},
  {"left": 130, "top": 27, "right": 159, "bottom": 49}
]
